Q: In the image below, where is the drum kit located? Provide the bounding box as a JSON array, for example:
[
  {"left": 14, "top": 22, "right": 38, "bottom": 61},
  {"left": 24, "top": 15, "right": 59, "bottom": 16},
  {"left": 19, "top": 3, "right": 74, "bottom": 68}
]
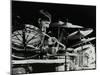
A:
[
  {"left": 49, "top": 21, "right": 95, "bottom": 70},
  {"left": 12, "top": 20, "right": 96, "bottom": 71}
]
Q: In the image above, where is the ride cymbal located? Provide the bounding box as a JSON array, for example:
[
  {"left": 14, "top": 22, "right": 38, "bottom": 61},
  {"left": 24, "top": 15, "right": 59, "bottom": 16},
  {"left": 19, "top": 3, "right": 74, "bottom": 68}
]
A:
[{"left": 67, "top": 28, "right": 93, "bottom": 40}]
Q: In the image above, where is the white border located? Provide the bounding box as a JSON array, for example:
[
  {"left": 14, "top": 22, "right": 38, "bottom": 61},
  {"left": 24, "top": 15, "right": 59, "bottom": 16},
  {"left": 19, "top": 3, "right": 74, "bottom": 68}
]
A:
[{"left": 14, "top": 0, "right": 96, "bottom": 5}]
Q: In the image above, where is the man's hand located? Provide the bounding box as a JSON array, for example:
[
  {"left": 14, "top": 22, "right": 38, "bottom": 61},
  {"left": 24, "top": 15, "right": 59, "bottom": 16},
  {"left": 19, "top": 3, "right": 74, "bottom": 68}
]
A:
[{"left": 48, "top": 37, "right": 57, "bottom": 45}]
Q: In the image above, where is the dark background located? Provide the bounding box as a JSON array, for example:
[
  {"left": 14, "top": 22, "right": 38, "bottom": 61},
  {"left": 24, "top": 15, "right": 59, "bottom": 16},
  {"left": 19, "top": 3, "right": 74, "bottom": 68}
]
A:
[
  {"left": 12, "top": 1, "right": 96, "bottom": 27},
  {"left": 12, "top": 1, "right": 96, "bottom": 44}
]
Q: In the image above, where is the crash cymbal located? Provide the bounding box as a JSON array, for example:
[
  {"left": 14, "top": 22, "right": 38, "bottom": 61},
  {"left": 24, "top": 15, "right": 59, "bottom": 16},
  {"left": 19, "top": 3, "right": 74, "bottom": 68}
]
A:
[
  {"left": 67, "top": 28, "right": 93, "bottom": 40},
  {"left": 62, "top": 22, "right": 83, "bottom": 28},
  {"left": 72, "top": 37, "right": 96, "bottom": 47},
  {"left": 50, "top": 21, "right": 83, "bottom": 28}
]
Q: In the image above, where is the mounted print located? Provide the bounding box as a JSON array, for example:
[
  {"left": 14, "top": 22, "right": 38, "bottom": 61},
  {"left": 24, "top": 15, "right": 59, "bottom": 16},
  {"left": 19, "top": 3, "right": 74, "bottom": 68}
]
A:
[{"left": 11, "top": 0, "right": 96, "bottom": 74}]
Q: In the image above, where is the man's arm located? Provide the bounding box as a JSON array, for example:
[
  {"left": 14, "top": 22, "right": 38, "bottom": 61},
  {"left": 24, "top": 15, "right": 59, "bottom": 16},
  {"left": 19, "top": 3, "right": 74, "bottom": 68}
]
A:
[{"left": 42, "top": 32, "right": 66, "bottom": 49}]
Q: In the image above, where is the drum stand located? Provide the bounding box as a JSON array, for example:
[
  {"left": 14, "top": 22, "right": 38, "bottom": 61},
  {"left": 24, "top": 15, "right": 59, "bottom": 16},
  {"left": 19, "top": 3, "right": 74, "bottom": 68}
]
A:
[
  {"left": 65, "top": 35, "right": 70, "bottom": 71},
  {"left": 77, "top": 30, "right": 84, "bottom": 69}
]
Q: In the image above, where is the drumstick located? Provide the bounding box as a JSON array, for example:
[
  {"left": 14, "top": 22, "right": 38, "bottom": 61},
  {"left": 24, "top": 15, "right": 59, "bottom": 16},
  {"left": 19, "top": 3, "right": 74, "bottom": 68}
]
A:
[{"left": 42, "top": 32, "right": 65, "bottom": 49}]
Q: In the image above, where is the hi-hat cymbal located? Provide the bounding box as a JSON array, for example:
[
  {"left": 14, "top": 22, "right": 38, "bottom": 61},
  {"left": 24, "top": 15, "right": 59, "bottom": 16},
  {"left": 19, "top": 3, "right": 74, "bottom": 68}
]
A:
[
  {"left": 67, "top": 28, "right": 93, "bottom": 40},
  {"left": 50, "top": 21, "right": 83, "bottom": 28},
  {"left": 72, "top": 37, "right": 96, "bottom": 47}
]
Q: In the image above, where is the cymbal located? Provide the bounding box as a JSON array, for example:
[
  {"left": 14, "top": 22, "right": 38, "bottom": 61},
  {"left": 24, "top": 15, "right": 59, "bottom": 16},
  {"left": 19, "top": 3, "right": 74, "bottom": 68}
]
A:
[
  {"left": 62, "top": 22, "right": 83, "bottom": 28},
  {"left": 12, "top": 24, "right": 43, "bottom": 52},
  {"left": 50, "top": 21, "right": 83, "bottom": 28},
  {"left": 74, "top": 44, "right": 95, "bottom": 52},
  {"left": 72, "top": 37, "right": 96, "bottom": 47},
  {"left": 67, "top": 28, "right": 93, "bottom": 40}
]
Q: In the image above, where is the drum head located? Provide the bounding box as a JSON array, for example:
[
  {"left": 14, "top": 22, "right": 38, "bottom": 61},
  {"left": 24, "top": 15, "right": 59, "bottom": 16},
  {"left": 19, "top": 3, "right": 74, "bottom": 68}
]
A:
[{"left": 12, "top": 24, "right": 43, "bottom": 59}]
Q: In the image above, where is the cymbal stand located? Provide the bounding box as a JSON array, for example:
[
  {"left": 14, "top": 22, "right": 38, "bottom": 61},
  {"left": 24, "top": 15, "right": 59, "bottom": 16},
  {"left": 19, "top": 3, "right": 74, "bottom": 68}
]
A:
[{"left": 79, "top": 29, "right": 84, "bottom": 69}]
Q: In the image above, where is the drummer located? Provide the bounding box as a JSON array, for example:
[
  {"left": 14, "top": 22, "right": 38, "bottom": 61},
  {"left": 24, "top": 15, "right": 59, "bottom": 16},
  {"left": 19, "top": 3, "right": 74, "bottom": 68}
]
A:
[
  {"left": 26, "top": 9, "right": 55, "bottom": 46},
  {"left": 12, "top": 9, "right": 65, "bottom": 59},
  {"left": 38, "top": 10, "right": 51, "bottom": 33},
  {"left": 37, "top": 10, "right": 66, "bottom": 58},
  {"left": 37, "top": 10, "right": 59, "bottom": 58},
  {"left": 38, "top": 10, "right": 53, "bottom": 45}
]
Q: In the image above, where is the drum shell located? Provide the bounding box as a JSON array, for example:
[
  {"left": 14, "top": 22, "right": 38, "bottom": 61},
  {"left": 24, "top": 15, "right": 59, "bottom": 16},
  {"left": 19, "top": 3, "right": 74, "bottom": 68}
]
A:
[{"left": 74, "top": 44, "right": 96, "bottom": 69}]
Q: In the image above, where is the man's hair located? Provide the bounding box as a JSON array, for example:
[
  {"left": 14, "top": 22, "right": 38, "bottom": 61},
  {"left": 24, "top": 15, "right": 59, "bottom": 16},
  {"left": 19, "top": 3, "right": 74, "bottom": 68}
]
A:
[{"left": 39, "top": 9, "right": 51, "bottom": 22}]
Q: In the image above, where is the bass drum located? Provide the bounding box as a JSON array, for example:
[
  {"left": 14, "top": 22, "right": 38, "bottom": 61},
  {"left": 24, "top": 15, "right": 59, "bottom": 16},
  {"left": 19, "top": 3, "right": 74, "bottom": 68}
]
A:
[
  {"left": 12, "top": 24, "right": 43, "bottom": 59},
  {"left": 74, "top": 44, "right": 96, "bottom": 69}
]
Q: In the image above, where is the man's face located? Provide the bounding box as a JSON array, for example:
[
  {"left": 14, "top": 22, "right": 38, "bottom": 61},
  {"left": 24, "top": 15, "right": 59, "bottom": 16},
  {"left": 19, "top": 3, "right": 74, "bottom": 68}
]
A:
[{"left": 40, "top": 20, "right": 51, "bottom": 28}]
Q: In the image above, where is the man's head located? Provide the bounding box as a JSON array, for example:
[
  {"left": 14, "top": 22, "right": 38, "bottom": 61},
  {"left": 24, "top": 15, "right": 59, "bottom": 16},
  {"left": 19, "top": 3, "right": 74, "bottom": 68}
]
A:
[
  {"left": 38, "top": 18, "right": 51, "bottom": 28},
  {"left": 38, "top": 10, "right": 51, "bottom": 28}
]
